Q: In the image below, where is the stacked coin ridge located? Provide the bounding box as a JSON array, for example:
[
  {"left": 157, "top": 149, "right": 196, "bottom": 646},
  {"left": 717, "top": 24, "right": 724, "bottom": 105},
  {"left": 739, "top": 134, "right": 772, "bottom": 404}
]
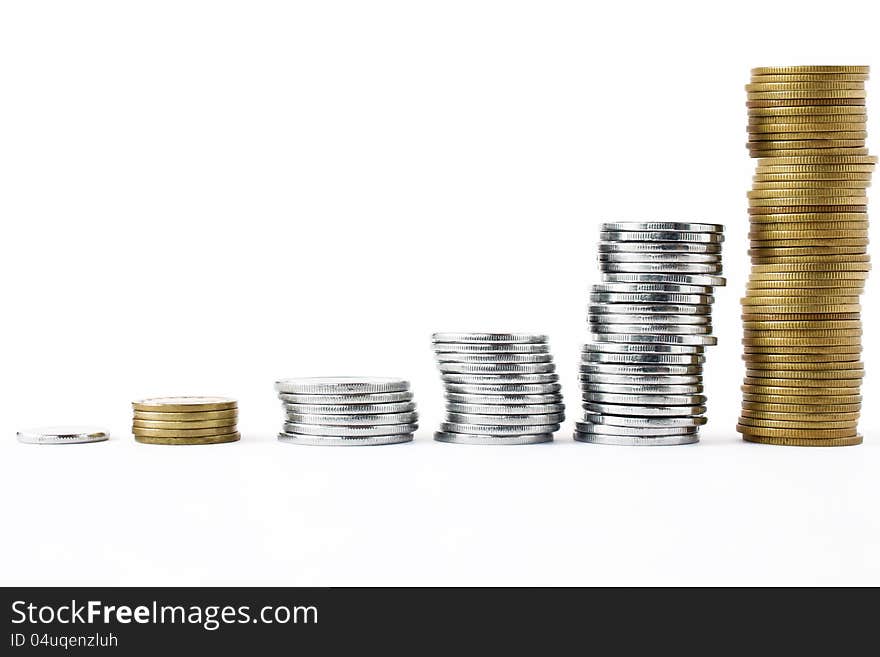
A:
[
  {"left": 132, "top": 396, "right": 240, "bottom": 445},
  {"left": 576, "top": 222, "right": 726, "bottom": 445},
  {"left": 741, "top": 65, "right": 874, "bottom": 446},
  {"left": 432, "top": 333, "right": 564, "bottom": 444},
  {"left": 275, "top": 377, "right": 417, "bottom": 445}
]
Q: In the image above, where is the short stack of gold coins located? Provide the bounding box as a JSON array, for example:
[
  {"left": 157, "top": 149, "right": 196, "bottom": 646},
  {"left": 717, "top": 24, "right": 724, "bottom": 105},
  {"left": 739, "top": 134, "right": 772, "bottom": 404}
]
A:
[
  {"left": 740, "top": 65, "right": 875, "bottom": 446},
  {"left": 131, "top": 396, "right": 240, "bottom": 445}
]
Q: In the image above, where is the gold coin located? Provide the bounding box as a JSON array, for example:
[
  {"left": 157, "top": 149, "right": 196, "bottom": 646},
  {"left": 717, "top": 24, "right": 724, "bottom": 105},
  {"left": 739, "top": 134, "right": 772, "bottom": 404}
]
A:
[
  {"left": 751, "top": 149, "right": 870, "bottom": 158},
  {"left": 749, "top": 142, "right": 867, "bottom": 153},
  {"left": 741, "top": 434, "right": 862, "bottom": 447},
  {"left": 743, "top": 378, "right": 862, "bottom": 389},
  {"left": 748, "top": 212, "right": 868, "bottom": 222},
  {"left": 754, "top": 173, "right": 872, "bottom": 182},
  {"left": 757, "top": 154, "right": 878, "bottom": 165},
  {"left": 743, "top": 352, "right": 861, "bottom": 362},
  {"left": 132, "top": 426, "right": 239, "bottom": 438},
  {"left": 742, "top": 313, "right": 861, "bottom": 322},
  {"left": 742, "top": 401, "right": 861, "bottom": 413},
  {"left": 743, "top": 358, "right": 863, "bottom": 369},
  {"left": 743, "top": 337, "right": 862, "bottom": 348},
  {"left": 749, "top": 206, "right": 867, "bottom": 215},
  {"left": 741, "top": 296, "right": 861, "bottom": 305},
  {"left": 749, "top": 221, "right": 869, "bottom": 231},
  {"left": 749, "top": 196, "right": 869, "bottom": 206},
  {"left": 750, "top": 258, "right": 866, "bottom": 266},
  {"left": 749, "top": 131, "right": 867, "bottom": 142},
  {"left": 743, "top": 289, "right": 863, "bottom": 299},
  {"left": 752, "top": 181, "right": 870, "bottom": 190},
  {"left": 134, "top": 432, "right": 241, "bottom": 446},
  {"left": 742, "top": 384, "right": 861, "bottom": 396},
  {"left": 750, "top": 241, "right": 868, "bottom": 249},
  {"left": 749, "top": 115, "right": 867, "bottom": 126},
  {"left": 740, "top": 408, "right": 860, "bottom": 421},
  {"left": 131, "top": 396, "right": 238, "bottom": 413},
  {"left": 742, "top": 393, "right": 861, "bottom": 405},
  {"left": 742, "top": 320, "right": 862, "bottom": 329},
  {"left": 747, "top": 88, "right": 867, "bottom": 98},
  {"left": 751, "top": 66, "right": 870, "bottom": 76},
  {"left": 747, "top": 99, "right": 866, "bottom": 109},
  {"left": 737, "top": 423, "right": 858, "bottom": 439},
  {"left": 132, "top": 418, "right": 238, "bottom": 430},
  {"left": 745, "top": 366, "right": 863, "bottom": 377},
  {"left": 746, "top": 81, "right": 865, "bottom": 91},
  {"left": 749, "top": 125, "right": 868, "bottom": 136},
  {"left": 748, "top": 186, "right": 867, "bottom": 197},
  {"left": 737, "top": 417, "right": 857, "bottom": 429},
  {"left": 750, "top": 73, "right": 869, "bottom": 82},
  {"left": 752, "top": 261, "right": 871, "bottom": 272},
  {"left": 743, "top": 328, "right": 862, "bottom": 337},
  {"left": 748, "top": 249, "right": 868, "bottom": 259},
  {"left": 749, "top": 270, "right": 869, "bottom": 280},
  {"left": 744, "top": 346, "right": 862, "bottom": 356},
  {"left": 747, "top": 277, "right": 865, "bottom": 288},
  {"left": 749, "top": 229, "right": 868, "bottom": 239},
  {"left": 748, "top": 105, "right": 868, "bottom": 117},
  {"left": 133, "top": 409, "right": 239, "bottom": 421}
]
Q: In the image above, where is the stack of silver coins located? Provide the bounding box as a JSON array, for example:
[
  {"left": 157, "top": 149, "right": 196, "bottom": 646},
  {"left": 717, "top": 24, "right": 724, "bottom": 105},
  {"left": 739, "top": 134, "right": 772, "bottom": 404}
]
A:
[
  {"left": 275, "top": 377, "right": 418, "bottom": 446},
  {"left": 576, "top": 222, "right": 726, "bottom": 445},
  {"left": 432, "top": 332, "right": 564, "bottom": 444}
]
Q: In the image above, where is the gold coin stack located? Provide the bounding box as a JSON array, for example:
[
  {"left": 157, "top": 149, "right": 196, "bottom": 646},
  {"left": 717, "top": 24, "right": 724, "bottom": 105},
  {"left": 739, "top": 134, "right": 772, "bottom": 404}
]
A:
[
  {"left": 741, "top": 65, "right": 875, "bottom": 446},
  {"left": 131, "top": 396, "right": 240, "bottom": 445}
]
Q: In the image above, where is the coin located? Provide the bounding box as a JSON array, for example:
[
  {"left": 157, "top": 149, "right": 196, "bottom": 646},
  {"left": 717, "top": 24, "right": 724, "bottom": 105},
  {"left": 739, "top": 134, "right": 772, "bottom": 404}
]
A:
[
  {"left": 590, "top": 292, "right": 714, "bottom": 305},
  {"left": 601, "top": 222, "right": 724, "bottom": 233},
  {"left": 598, "top": 252, "right": 721, "bottom": 264},
  {"left": 583, "top": 392, "right": 707, "bottom": 406},
  {"left": 445, "top": 413, "right": 564, "bottom": 426},
  {"left": 434, "top": 431, "right": 553, "bottom": 445},
  {"left": 751, "top": 65, "right": 870, "bottom": 75},
  {"left": 583, "top": 402, "right": 706, "bottom": 417},
  {"left": 741, "top": 384, "right": 861, "bottom": 395},
  {"left": 742, "top": 393, "right": 861, "bottom": 405},
  {"left": 135, "top": 433, "right": 240, "bottom": 445},
  {"left": 441, "top": 373, "right": 560, "bottom": 384},
  {"left": 432, "top": 332, "right": 547, "bottom": 344},
  {"left": 279, "top": 433, "right": 413, "bottom": 446},
  {"left": 132, "top": 396, "right": 237, "bottom": 412},
  {"left": 443, "top": 383, "right": 561, "bottom": 395},
  {"left": 741, "top": 401, "right": 860, "bottom": 413},
  {"left": 580, "top": 374, "right": 701, "bottom": 385},
  {"left": 750, "top": 74, "right": 868, "bottom": 82},
  {"left": 737, "top": 416, "right": 857, "bottom": 430},
  {"left": 283, "top": 422, "right": 418, "bottom": 437},
  {"left": 446, "top": 402, "right": 565, "bottom": 415},
  {"left": 445, "top": 393, "right": 563, "bottom": 405},
  {"left": 132, "top": 418, "right": 237, "bottom": 430},
  {"left": 740, "top": 408, "right": 860, "bottom": 421},
  {"left": 600, "top": 230, "right": 724, "bottom": 243},
  {"left": 133, "top": 409, "right": 239, "bottom": 421},
  {"left": 589, "top": 313, "right": 712, "bottom": 325},
  {"left": 574, "top": 421, "right": 699, "bottom": 437},
  {"left": 278, "top": 391, "right": 413, "bottom": 405},
  {"left": 132, "top": 426, "right": 241, "bottom": 438},
  {"left": 600, "top": 262, "right": 722, "bottom": 274},
  {"left": 285, "top": 411, "right": 419, "bottom": 426},
  {"left": 282, "top": 402, "right": 416, "bottom": 415},
  {"left": 274, "top": 377, "right": 409, "bottom": 395},
  {"left": 590, "top": 303, "right": 711, "bottom": 315},
  {"left": 581, "top": 352, "right": 704, "bottom": 364},
  {"left": 743, "top": 378, "right": 861, "bottom": 388},
  {"left": 743, "top": 359, "right": 862, "bottom": 370},
  {"left": 737, "top": 424, "right": 858, "bottom": 439},
  {"left": 441, "top": 422, "right": 560, "bottom": 436},
  {"left": 17, "top": 426, "right": 109, "bottom": 445},
  {"left": 573, "top": 431, "right": 699, "bottom": 446},
  {"left": 589, "top": 323, "right": 712, "bottom": 335},
  {"left": 432, "top": 342, "right": 549, "bottom": 354},
  {"left": 585, "top": 413, "right": 707, "bottom": 427},
  {"left": 599, "top": 242, "right": 722, "bottom": 254},
  {"left": 438, "top": 362, "right": 555, "bottom": 374},
  {"left": 741, "top": 434, "right": 862, "bottom": 447},
  {"left": 590, "top": 333, "right": 716, "bottom": 346},
  {"left": 434, "top": 353, "right": 554, "bottom": 364},
  {"left": 601, "top": 272, "right": 727, "bottom": 287},
  {"left": 745, "top": 368, "right": 863, "bottom": 379},
  {"left": 580, "top": 363, "right": 703, "bottom": 375},
  {"left": 581, "top": 383, "right": 703, "bottom": 394}
]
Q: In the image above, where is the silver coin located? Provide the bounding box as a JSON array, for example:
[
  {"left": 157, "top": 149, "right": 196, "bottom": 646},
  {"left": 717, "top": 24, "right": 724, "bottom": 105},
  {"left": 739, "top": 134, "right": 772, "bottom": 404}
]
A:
[
  {"left": 600, "top": 262, "right": 723, "bottom": 274},
  {"left": 432, "top": 342, "right": 549, "bottom": 354},
  {"left": 589, "top": 303, "right": 711, "bottom": 315},
  {"left": 279, "top": 432, "right": 413, "bottom": 446},
  {"left": 582, "top": 392, "right": 707, "bottom": 406},
  {"left": 602, "top": 272, "right": 727, "bottom": 287},
  {"left": 439, "top": 362, "right": 556, "bottom": 374},
  {"left": 574, "top": 421, "right": 698, "bottom": 437},
  {"left": 275, "top": 377, "right": 409, "bottom": 395},
  {"left": 591, "top": 333, "right": 718, "bottom": 347},
  {"left": 582, "top": 383, "right": 703, "bottom": 394},
  {"left": 432, "top": 332, "right": 547, "bottom": 344},
  {"left": 598, "top": 252, "right": 721, "bottom": 264},
  {"left": 446, "top": 392, "right": 563, "bottom": 405},
  {"left": 585, "top": 413, "right": 707, "bottom": 427},
  {"left": 283, "top": 422, "right": 418, "bottom": 437},
  {"left": 446, "top": 403, "right": 565, "bottom": 415},
  {"left": 580, "top": 363, "right": 703, "bottom": 375},
  {"left": 434, "top": 431, "right": 553, "bottom": 445},
  {"left": 592, "top": 282, "right": 715, "bottom": 294},
  {"left": 582, "top": 352, "right": 705, "bottom": 364},
  {"left": 282, "top": 402, "right": 416, "bottom": 415},
  {"left": 600, "top": 230, "right": 724, "bottom": 243},
  {"left": 583, "top": 403, "right": 706, "bottom": 417},
  {"left": 588, "top": 313, "right": 711, "bottom": 325},
  {"left": 583, "top": 343, "right": 705, "bottom": 355},
  {"left": 443, "top": 382, "right": 562, "bottom": 395},
  {"left": 285, "top": 412, "right": 419, "bottom": 426},
  {"left": 441, "top": 422, "right": 560, "bottom": 436},
  {"left": 441, "top": 373, "right": 560, "bottom": 385},
  {"left": 445, "top": 412, "right": 565, "bottom": 426},
  {"left": 588, "top": 323, "right": 713, "bottom": 335},
  {"left": 598, "top": 242, "right": 722, "bottom": 254},
  {"left": 278, "top": 391, "right": 413, "bottom": 405},
  {"left": 16, "top": 426, "right": 109, "bottom": 445},
  {"left": 601, "top": 221, "right": 724, "bottom": 234},
  {"left": 590, "top": 292, "right": 715, "bottom": 305},
  {"left": 574, "top": 431, "right": 699, "bottom": 446},
  {"left": 579, "top": 373, "right": 701, "bottom": 385},
  {"left": 434, "top": 353, "right": 554, "bottom": 364}
]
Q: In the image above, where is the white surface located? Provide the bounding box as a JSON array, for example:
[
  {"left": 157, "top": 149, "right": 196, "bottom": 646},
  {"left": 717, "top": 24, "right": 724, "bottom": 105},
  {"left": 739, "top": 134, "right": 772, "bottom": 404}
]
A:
[{"left": 0, "top": 0, "right": 878, "bottom": 586}]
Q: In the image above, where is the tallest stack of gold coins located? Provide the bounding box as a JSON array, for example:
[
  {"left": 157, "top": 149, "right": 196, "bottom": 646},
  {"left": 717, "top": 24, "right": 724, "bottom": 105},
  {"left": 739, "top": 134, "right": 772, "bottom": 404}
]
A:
[{"left": 739, "top": 65, "right": 875, "bottom": 446}]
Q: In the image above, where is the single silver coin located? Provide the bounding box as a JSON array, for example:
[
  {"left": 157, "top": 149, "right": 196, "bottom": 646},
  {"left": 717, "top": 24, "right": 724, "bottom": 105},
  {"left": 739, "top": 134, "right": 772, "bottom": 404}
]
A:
[
  {"left": 441, "top": 373, "right": 560, "bottom": 385},
  {"left": 585, "top": 413, "right": 707, "bottom": 427},
  {"left": 583, "top": 403, "right": 706, "bottom": 417},
  {"left": 582, "top": 392, "right": 707, "bottom": 406},
  {"left": 432, "top": 342, "right": 549, "bottom": 354},
  {"left": 282, "top": 402, "right": 416, "bottom": 415},
  {"left": 597, "top": 252, "right": 722, "bottom": 264},
  {"left": 16, "top": 426, "right": 109, "bottom": 445},
  {"left": 588, "top": 322, "right": 713, "bottom": 335},
  {"left": 582, "top": 352, "right": 705, "bottom": 364},
  {"left": 279, "top": 432, "right": 413, "bottom": 446},
  {"left": 602, "top": 272, "right": 727, "bottom": 287},
  {"left": 446, "top": 392, "right": 563, "bottom": 405},
  {"left": 598, "top": 241, "right": 722, "bottom": 254},
  {"left": 574, "top": 431, "right": 699, "bottom": 446},
  {"left": 600, "top": 262, "right": 723, "bottom": 274},
  {"left": 443, "top": 382, "right": 562, "bottom": 395},
  {"left": 589, "top": 303, "right": 711, "bottom": 315},
  {"left": 592, "top": 282, "right": 715, "bottom": 295},
  {"left": 580, "top": 363, "right": 703, "bottom": 375},
  {"left": 591, "top": 333, "right": 718, "bottom": 347},
  {"left": 600, "top": 230, "right": 724, "bottom": 243},
  {"left": 574, "top": 421, "right": 699, "bottom": 437},
  {"left": 434, "top": 353, "right": 554, "bottom": 364},
  {"left": 446, "top": 403, "right": 565, "bottom": 415},
  {"left": 590, "top": 292, "right": 715, "bottom": 305},
  {"left": 579, "top": 373, "right": 701, "bottom": 385},
  {"left": 441, "top": 422, "right": 561, "bottom": 436},
  {"left": 582, "top": 383, "right": 703, "bottom": 394},
  {"left": 601, "top": 221, "right": 724, "bottom": 234},
  {"left": 275, "top": 377, "right": 409, "bottom": 395},
  {"left": 278, "top": 391, "right": 413, "bottom": 405},
  {"left": 588, "top": 313, "right": 712, "bottom": 325},
  {"left": 438, "top": 362, "right": 556, "bottom": 374},
  {"left": 434, "top": 431, "right": 553, "bottom": 445},
  {"left": 444, "top": 412, "right": 565, "bottom": 426},
  {"left": 283, "top": 422, "right": 418, "bottom": 437},
  {"left": 583, "top": 342, "right": 705, "bottom": 355},
  {"left": 432, "top": 332, "right": 547, "bottom": 344},
  {"left": 285, "top": 412, "right": 419, "bottom": 426}
]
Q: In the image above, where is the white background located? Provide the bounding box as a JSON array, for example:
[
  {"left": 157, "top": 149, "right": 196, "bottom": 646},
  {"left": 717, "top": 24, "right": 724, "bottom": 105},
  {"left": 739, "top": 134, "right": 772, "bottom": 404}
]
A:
[{"left": 1, "top": 0, "right": 878, "bottom": 586}]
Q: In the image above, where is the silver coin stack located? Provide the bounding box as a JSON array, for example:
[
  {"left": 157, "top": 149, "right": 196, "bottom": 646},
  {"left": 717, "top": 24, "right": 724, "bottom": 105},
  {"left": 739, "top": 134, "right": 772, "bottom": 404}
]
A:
[
  {"left": 576, "top": 222, "right": 726, "bottom": 445},
  {"left": 432, "top": 332, "right": 564, "bottom": 444},
  {"left": 275, "top": 377, "right": 418, "bottom": 446}
]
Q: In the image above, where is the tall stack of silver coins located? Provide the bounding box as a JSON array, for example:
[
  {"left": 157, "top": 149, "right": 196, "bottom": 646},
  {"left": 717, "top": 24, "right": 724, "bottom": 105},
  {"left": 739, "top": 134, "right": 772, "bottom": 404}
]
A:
[
  {"left": 275, "top": 377, "right": 418, "bottom": 446},
  {"left": 576, "top": 222, "right": 726, "bottom": 445},
  {"left": 432, "top": 332, "right": 564, "bottom": 444}
]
